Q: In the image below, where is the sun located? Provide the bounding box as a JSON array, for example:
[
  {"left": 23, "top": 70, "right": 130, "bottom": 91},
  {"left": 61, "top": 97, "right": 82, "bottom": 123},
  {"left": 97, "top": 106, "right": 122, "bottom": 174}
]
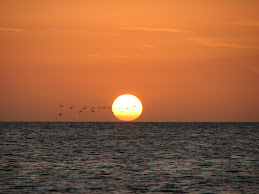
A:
[{"left": 112, "top": 94, "right": 143, "bottom": 121}]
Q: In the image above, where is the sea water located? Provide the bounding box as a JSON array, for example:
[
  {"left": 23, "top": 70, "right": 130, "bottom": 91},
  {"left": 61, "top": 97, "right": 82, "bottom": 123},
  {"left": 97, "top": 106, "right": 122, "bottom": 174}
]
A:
[{"left": 0, "top": 122, "right": 258, "bottom": 193}]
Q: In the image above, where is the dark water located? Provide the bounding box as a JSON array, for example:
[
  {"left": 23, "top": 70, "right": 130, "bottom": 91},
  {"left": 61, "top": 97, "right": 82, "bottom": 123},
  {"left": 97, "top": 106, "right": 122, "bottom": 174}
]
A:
[{"left": 0, "top": 122, "right": 258, "bottom": 193}]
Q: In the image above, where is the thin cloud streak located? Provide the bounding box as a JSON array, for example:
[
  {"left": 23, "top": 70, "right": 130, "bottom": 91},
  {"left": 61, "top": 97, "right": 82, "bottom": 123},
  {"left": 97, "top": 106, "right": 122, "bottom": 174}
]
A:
[
  {"left": 0, "top": 27, "right": 24, "bottom": 32},
  {"left": 143, "top": 44, "right": 153, "bottom": 48},
  {"left": 120, "top": 27, "right": 189, "bottom": 33},
  {"left": 228, "top": 20, "right": 259, "bottom": 27},
  {"left": 187, "top": 37, "right": 255, "bottom": 49},
  {"left": 112, "top": 55, "right": 129, "bottom": 58},
  {"left": 103, "top": 32, "right": 119, "bottom": 36},
  {"left": 87, "top": 54, "right": 99, "bottom": 57}
]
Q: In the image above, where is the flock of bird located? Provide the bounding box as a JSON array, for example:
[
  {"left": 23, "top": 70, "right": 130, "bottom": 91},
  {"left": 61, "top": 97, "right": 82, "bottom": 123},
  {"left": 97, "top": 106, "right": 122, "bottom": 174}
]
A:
[
  {"left": 58, "top": 105, "right": 111, "bottom": 116},
  {"left": 58, "top": 104, "right": 138, "bottom": 116}
]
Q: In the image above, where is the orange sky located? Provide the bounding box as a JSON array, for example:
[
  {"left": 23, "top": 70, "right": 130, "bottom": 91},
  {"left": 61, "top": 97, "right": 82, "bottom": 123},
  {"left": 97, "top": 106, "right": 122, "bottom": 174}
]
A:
[{"left": 1, "top": 0, "right": 259, "bottom": 122}]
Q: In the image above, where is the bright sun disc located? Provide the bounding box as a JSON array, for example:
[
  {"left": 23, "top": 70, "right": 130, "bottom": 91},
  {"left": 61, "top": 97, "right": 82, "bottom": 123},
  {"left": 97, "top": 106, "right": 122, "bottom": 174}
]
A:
[{"left": 112, "top": 94, "right": 143, "bottom": 121}]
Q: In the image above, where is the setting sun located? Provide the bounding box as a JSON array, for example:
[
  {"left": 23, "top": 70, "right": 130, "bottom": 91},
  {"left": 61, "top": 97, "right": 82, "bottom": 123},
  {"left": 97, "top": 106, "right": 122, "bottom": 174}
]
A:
[{"left": 112, "top": 94, "right": 143, "bottom": 121}]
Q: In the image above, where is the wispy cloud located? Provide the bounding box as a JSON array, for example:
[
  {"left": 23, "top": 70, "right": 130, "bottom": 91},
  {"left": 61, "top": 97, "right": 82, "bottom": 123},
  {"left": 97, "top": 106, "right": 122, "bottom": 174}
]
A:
[
  {"left": 103, "top": 32, "right": 119, "bottom": 36},
  {"left": 228, "top": 20, "right": 259, "bottom": 27},
  {"left": 120, "top": 27, "right": 189, "bottom": 33},
  {"left": 142, "top": 44, "right": 153, "bottom": 48},
  {"left": 112, "top": 55, "right": 129, "bottom": 58},
  {"left": 187, "top": 37, "right": 255, "bottom": 49},
  {"left": 87, "top": 54, "right": 98, "bottom": 57},
  {"left": 0, "top": 27, "right": 24, "bottom": 32}
]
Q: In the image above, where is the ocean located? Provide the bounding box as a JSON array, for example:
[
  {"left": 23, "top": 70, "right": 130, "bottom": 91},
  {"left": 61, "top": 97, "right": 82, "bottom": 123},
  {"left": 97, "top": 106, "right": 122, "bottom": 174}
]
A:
[{"left": 0, "top": 122, "right": 258, "bottom": 193}]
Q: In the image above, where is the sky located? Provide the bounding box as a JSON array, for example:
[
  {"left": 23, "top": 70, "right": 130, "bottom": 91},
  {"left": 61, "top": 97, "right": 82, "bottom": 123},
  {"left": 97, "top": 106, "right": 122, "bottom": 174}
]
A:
[{"left": 0, "top": 0, "right": 259, "bottom": 122}]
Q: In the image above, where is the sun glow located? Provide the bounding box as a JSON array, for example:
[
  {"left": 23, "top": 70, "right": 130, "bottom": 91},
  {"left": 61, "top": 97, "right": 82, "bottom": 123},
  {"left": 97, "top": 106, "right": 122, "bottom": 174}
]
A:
[{"left": 112, "top": 94, "right": 143, "bottom": 121}]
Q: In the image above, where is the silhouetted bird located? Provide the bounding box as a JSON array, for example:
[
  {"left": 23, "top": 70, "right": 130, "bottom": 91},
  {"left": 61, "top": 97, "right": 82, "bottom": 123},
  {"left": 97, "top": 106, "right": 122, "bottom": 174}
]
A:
[
  {"left": 82, "top": 107, "right": 86, "bottom": 110},
  {"left": 70, "top": 106, "right": 73, "bottom": 109},
  {"left": 60, "top": 105, "right": 64, "bottom": 108},
  {"left": 79, "top": 111, "right": 83, "bottom": 114},
  {"left": 58, "top": 113, "right": 62, "bottom": 116},
  {"left": 91, "top": 107, "right": 95, "bottom": 112}
]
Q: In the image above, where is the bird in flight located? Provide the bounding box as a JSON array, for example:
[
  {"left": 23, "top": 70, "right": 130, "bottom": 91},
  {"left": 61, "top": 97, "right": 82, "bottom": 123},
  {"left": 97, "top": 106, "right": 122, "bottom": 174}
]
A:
[
  {"left": 91, "top": 107, "right": 95, "bottom": 112},
  {"left": 58, "top": 113, "right": 62, "bottom": 116},
  {"left": 60, "top": 105, "right": 64, "bottom": 108},
  {"left": 82, "top": 107, "right": 86, "bottom": 110},
  {"left": 70, "top": 106, "right": 73, "bottom": 110},
  {"left": 79, "top": 110, "right": 83, "bottom": 114},
  {"left": 97, "top": 106, "right": 106, "bottom": 109}
]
